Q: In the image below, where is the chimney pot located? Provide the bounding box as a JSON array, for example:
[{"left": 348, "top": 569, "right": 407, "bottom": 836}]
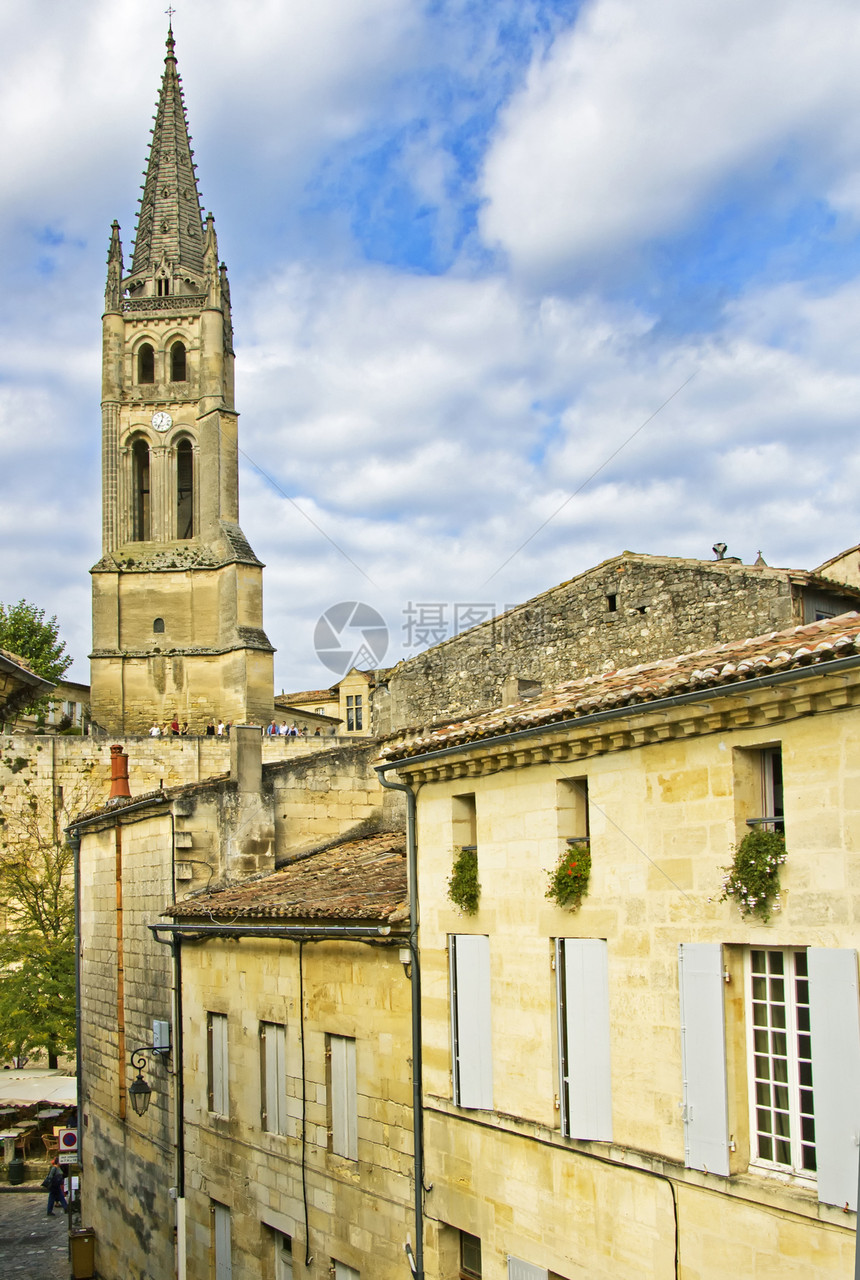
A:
[{"left": 109, "top": 744, "right": 131, "bottom": 799}]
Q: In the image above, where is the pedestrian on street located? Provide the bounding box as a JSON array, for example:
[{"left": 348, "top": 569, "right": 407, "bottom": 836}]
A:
[{"left": 43, "top": 1158, "right": 67, "bottom": 1216}]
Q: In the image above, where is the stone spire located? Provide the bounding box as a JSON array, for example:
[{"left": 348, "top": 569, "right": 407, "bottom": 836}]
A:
[
  {"left": 130, "top": 25, "right": 205, "bottom": 280},
  {"left": 104, "top": 220, "right": 123, "bottom": 313}
]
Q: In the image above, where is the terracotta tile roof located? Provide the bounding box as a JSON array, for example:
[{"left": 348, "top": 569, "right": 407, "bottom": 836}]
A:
[
  {"left": 379, "top": 613, "right": 860, "bottom": 761},
  {"left": 0, "top": 648, "right": 37, "bottom": 674},
  {"left": 276, "top": 688, "right": 336, "bottom": 704},
  {"left": 167, "top": 830, "right": 407, "bottom": 922}
]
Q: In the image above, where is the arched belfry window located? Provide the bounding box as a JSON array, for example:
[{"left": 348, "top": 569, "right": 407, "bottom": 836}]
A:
[
  {"left": 170, "top": 340, "right": 187, "bottom": 382},
  {"left": 138, "top": 343, "right": 155, "bottom": 384},
  {"left": 132, "top": 440, "right": 151, "bottom": 540},
  {"left": 176, "top": 439, "right": 194, "bottom": 539}
]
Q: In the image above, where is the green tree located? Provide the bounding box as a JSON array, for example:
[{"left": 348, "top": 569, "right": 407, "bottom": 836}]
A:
[
  {"left": 0, "top": 793, "right": 77, "bottom": 1068},
  {"left": 0, "top": 598, "right": 73, "bottom": 684}
]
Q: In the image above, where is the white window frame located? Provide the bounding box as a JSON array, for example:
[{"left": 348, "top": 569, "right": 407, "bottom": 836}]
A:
[
  {"left": 274, "top": 1230, "right": 293, "bottom": 1280},
  {"left": 260, "top": 1021, "right": 287, "bottom": 1136},
  {"left": 328, "top": 1034, "right": 358, "bottom": 1160},
  {"left": 449, "top": 934, "right": 493, "bottom": 1110},
  {"left": 334, "top": 1262, "right": 360, "bottom": 1280},
  {"left": 207, "top": 1012, "right": 228, "bottom": 1116},
  {"left": 746, "top": 947, "right": 816, "bottom": 1181},
  {"left": 459, "top": 1230, "right": 482, "bottom": 1279},
  {"left": 758, "top": 747, "right": 784, "bottom": 833}
]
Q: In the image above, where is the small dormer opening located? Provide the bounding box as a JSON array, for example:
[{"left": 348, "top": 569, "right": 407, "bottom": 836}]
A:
[
  {"left": 170, "top": 340, "right": 187, "bottom": 381},
  {"left": 157, "top": 278, "right": 170, "bottom": 297},
  {"left": 138, "top": 343, "right": 155, "bottom": 384}
]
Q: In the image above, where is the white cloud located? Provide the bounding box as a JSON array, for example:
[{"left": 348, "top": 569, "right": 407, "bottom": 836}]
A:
[
  {"left": 4, "top": 1, "right": 860, "bottom": 694},
  {"left": 480, "top": 0, "right": 860, "bottom": 279}
]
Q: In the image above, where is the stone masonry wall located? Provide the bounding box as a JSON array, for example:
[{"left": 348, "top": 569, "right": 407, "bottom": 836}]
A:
[
  {"left": 270, "top": 742, "right": 400, "bottom": 858},
  {"left": 0, "top": 733, "right": 372, "bottom": 861},
  {"left": 375, "top": 553, "right": 823, "bottom": 735}
]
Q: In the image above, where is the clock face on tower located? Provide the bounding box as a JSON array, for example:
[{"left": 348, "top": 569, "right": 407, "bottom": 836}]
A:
[{"left": 151, "top": 411, "right": 173, "bottom": 432}]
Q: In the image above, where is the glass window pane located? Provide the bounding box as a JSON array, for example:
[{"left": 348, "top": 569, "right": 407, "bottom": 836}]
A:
[{"left": 748, "top": 948, "right": 817, "bottom": 1177}]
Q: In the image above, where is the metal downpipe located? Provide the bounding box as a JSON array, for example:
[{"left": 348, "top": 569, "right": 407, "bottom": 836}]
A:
[{"left": 375, "top": 764, "right": 424, "bottom": 1280}]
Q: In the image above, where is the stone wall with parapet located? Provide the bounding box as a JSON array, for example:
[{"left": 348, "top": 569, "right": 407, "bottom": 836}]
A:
[
  {"left": 373, "top": 552, "right": 858, "bottom": 736},
  {"left": 0, "top": 732, "right": 375, "bottom": 838}
]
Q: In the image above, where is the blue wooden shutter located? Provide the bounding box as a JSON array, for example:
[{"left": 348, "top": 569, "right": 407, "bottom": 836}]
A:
[
  {"left": 330, "top": 1035, "right": 358, "bottom": 1159},
  {"left": 213, "top": 1203, "right": 232, "bottom": 1280},
  {"left": 678, "top": 943, "right": 730, "bottom": 1176},
  {"left": 558, "top": 938, "right": 612, "bottom": 1141},
  {"left": 263, "top": 1023, "right": 287, "bottom": 1135},
  {"left": 807, "top": 947, "right": 860, "bottom": 1210},
  {"left": 450, "top": 934, "right": 493, "bottom": 1109}
]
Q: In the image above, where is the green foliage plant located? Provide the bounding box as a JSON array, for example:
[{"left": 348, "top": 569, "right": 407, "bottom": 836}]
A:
[
  {"left": 719, "top": 827, "right": 786, "bottom": 922},
  {"left": 0, "top": 598, "right": 72, "bottom": 684},
  {"left": 448, "top": 845, "right": 480, "bottom": 914},
  {"left": 546, "top": 838, "right": 591, "bottom": 910},
  {"left": 0, "top": 784, "right": 95, "bottom": 1068}
]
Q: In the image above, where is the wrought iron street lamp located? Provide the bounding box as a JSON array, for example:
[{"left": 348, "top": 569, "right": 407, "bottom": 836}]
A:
[{"left": 129, "top": 1049, "right": 153, "bottom": 1116}]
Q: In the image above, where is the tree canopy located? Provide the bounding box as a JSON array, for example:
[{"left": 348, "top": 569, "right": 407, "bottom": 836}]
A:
[
  {"left": 0, "top": 790, "right": 78, "bottom": 1068},
  {"left": 0, "top": 598, "right": 73, "bottom": 684}
]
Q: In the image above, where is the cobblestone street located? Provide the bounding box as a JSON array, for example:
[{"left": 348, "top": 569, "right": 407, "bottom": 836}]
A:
[{"left": 0, "top": 1188, "right": 70, "bottom": 1279}]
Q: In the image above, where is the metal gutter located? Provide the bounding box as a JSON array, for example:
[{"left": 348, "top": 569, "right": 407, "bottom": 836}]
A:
[
  {"left": 380, "top": 652, "right": 860, "bottom": 772},
  {"left": 150, "top": 922, "right": 402, "bottom": 943},
  {"left": 67, "top": 792, "right": 169, "bottom": 831}
]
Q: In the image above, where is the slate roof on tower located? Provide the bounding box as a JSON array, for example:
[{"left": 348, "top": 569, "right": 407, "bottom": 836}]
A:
[{"left": 130, "top": 26, "right": 205, "bottom": 279}]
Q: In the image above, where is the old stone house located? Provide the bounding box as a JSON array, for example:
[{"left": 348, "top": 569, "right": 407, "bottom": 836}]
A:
[
  {"left": 158, "top": 831, "right": 413, "bottom": 1280},
  {"left": 377, "top": 611, "right": 860, "bottom": 1280},
  {"left": 70, "top": 728, "right": 407, "bottom": 1280},
  {"left": 372, "top": 550, "right": 860, "bottom": 737},
  {"left": 277, "top": 669, "right": 376, "bottom": 738}
]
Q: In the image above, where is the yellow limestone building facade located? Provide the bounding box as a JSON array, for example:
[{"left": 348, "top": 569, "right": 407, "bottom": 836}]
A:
[
  {"left": 90, "top": 27, "right": 273, "bottom": 736},
  {"left": 378, "top": 612, "right": 860, "bottom": 1280}
]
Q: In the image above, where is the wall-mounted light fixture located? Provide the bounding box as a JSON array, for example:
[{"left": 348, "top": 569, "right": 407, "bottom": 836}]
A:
[
  {"left": 129, "top": 1049, "right": 154, "bottom": 1116},
  {"left": 128, "top": 1020, "right": 172, "bottom": 1116}
]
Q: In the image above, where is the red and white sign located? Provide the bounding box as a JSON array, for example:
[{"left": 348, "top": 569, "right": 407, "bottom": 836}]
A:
[{"left": 57, "top": 1128, "right": 78, "bottom": 1165}]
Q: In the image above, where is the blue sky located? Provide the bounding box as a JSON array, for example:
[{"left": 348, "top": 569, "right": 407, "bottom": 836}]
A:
[{"left": 2, "top": 0, "right": 860, "bottom": 689}]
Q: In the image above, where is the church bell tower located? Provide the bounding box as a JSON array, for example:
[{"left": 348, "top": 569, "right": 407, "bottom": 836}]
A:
[{"left": 90, "top": 26, "right": 274, "bottom": 734}]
